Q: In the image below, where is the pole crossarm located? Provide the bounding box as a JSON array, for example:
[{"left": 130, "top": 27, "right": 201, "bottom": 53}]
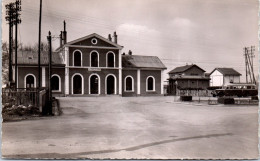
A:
[{"left": 243, "top": 46, "right": 256, "bottom": 85}]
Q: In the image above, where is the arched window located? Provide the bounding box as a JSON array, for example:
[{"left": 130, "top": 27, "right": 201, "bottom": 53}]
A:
[
  {"left": 147, "top": 76, "right": 155, "bottom": 91},
  {"left": 73, "top": 50, "right": 82, "bottom": 66},
  {"left": 25, "top": 74, "right": 36, "bottom": 88},
  {"left": 125, "top": 76, "right": 134, "bottom": 91},
  {"left": 51, "top": 75, "right": 61, "bottom": 91},
  {"left": 90, "top": 51, "right": 99, "bottom": 67},
  {"left": 107, "top": 52, "right": 115, "bottom": 67}
]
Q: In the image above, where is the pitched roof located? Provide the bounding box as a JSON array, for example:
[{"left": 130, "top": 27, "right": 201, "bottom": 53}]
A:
[
  {"left": 55, "top": 33, "right": 124, "bottom": 52},
  {"left": 68, "top": 33, "right": 123, "bottom": 48},
  {"left": 14, "top": 50, "right": 65, "bottom": 66},
  {"left": 168, "top": 64, "right": 205, "bottom": 74},
  {"left": 122, "top": 55, "right": 167, "bottom": 69},
  {"left": 211, "top": 68, "right": 241, "bottom": 76}
]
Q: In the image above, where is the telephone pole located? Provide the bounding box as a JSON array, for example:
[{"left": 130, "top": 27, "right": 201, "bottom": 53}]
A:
[
  {"left": 14, "top": 0, "right": 22, "bottom": 89},
  {"left": 244, "top": 47, "right": 248, "bottom": 83},
  {"left": 38, "top": 0, "right": 42, "bottom": 89},
  {"left": 5, "top": 2, "right": 15, "bottom": 86},
  {"left": 5, "top": 1, "right": 21, "bottom": 88},
  {"left": 244, "top": 46, "right": 256, "bottom": 84},
  {"left": 47, "top": 31, "right": 52, "bottom": 115}
]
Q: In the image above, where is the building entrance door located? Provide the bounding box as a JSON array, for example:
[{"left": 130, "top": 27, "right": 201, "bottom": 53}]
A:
[
  {"left": 26, "top": 75, "right": 35, "bottom": 88},
  {"left": 107, "top": 75, "right": 115, "bottom": 94},
  {"left": 90, "top": 75, "right": 99, "bottom": 94},
  {"left": 73, "top": 75, "right": 82, "bottom": 94}
]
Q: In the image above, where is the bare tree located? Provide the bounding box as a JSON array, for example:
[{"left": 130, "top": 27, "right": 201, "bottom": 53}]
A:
[
  {"left": 2, "top": 42, "right": 9, "bottom": 87},
  {"left": 2, "top": 42, "right": 49, "bottom": 87}
]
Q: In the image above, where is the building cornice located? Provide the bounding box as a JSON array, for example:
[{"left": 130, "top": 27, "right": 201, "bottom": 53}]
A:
[{"left": 65, "top": 44, "right": 122, "bottom": 50}]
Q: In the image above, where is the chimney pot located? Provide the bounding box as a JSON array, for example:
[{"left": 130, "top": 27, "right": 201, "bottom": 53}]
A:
[
  {"left": 60, "top": 31, "right": 63, "bottom": 48},
  {"left": 113, "top": 31, "right": 117, "bottom": 44},
  {"left": 108, "top": 34, "right": 112, "bottom": 41},
  {"left": 128, "top": 50, "right": 132, "bottom": 55},
  {"left": 61, "top": 20, "right": 67, "bottom": 45},
  {"left": 64, "top": 20, "right": 66, "bottom": 31}
]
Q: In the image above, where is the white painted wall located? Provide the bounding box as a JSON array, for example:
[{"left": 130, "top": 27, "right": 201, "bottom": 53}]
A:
[
  {"left": 233, "top": 76, "right": 240, "bottom": 83},
  {"left": 42, "top": 67, "right": 46, "bottom": 87},
  {"left": 64, "top": 47, "right": 69, "bottom": 95},
  {"left": 118, "top": 49, "right": 122, "bottom": 95},
  {"left": 210, "top": 69, "right": 240, "bottom": 87},
  {"left": 210, "top": 70, "right": 223, "bottom": 86},
  {"left": 223, "top": 75, "right": 240, "bottom": 86}
]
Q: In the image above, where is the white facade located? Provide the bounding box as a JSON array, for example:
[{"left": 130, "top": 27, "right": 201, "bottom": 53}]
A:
[
  {"left": 210, "top": 70, "right": 240, "bottom": 87},
  {"left": 210, "top": 70, "right": 223, "bottom": 87}
]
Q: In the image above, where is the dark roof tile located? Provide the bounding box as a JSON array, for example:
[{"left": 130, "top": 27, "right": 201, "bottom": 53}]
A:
[
  {"left": 14, "top": 50, "right": 64, "bottom": 65},
  {"left": 168, "top": 64, "right": 205, "bottom": 74},
  {"left": 212, "top": 68, "right": 241, "bottom": 76},
  {"left": 122, "top": 55, "right": 166, "bottom": 69}
]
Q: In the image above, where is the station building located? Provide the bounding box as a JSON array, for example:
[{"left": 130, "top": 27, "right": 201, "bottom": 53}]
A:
[
  {"left": 14, "top": 21, "right": 167, "bottom": 96},
  {"left": 209, "top": 67, "right": 241, "bottom": 88},
  {"left": 167, "top": 64, "right": 210, "bottom": 95}
]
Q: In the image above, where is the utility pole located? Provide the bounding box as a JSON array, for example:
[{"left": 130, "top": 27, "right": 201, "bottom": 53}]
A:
[
  {"left": 244, "top": 46, "right": 256, "bottom": 84},
  {"left": 5, "top": 2, "right": 15, "bottom": 87},
  {"left": 47, "top": 31, "right": 52, "bottom": 115},
  {"left": 14, "top": 0, "right": 22, "bottom": 90},
  {"left": 248, "top": 46, "right": 256, "bottom": 84},
  {"left": 244, "top": 47, "right": 248, "bottom": 83},
  {"left": 38, "top": 0, "right": 42, "bottom": 89}
]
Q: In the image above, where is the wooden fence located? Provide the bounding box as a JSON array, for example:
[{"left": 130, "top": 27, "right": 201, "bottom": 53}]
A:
[
  {"left": 2, "top": 88, "right": 48, "bottom": 112},
  {"left": 177, "top": 90, "right": 213, "bottom": 97}
]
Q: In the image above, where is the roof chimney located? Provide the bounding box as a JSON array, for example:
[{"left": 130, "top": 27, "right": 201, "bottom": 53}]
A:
[
  {"left": 108, "top": 34, "right": 112, "bottom": 41},
  {"left": 62, "top": 20, "right": 67, "bottom": 45},
  {"left": 128, "top": 50, "right": 132, "bottom": 55},
  {"left": 60, "top": 31, "right": 63, "bottom": 48},
  {"left": 113, "top": 31, "right": 117, "bottom": 44},
  {"left": 64, "top": 20, "right": 66, "bottom": 31}
]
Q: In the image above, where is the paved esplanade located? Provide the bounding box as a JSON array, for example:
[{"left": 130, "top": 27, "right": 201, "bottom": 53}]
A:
[{"left": 2, "top": 96, "right": 258, "bottom": 159}]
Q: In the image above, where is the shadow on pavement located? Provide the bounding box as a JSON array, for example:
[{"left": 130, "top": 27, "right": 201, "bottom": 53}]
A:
[{"left": 3, "top": 133, "right": 233, "bottom": 159}]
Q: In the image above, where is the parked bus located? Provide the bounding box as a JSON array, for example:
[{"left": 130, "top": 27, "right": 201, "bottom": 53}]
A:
[{"left": 212, "top": 83, "right": 258, "bottom": 97}]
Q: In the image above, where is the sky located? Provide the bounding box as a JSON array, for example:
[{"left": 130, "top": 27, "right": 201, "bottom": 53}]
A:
[{"left": 2, "top": 0, "right": 259, "bottom": 82}]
